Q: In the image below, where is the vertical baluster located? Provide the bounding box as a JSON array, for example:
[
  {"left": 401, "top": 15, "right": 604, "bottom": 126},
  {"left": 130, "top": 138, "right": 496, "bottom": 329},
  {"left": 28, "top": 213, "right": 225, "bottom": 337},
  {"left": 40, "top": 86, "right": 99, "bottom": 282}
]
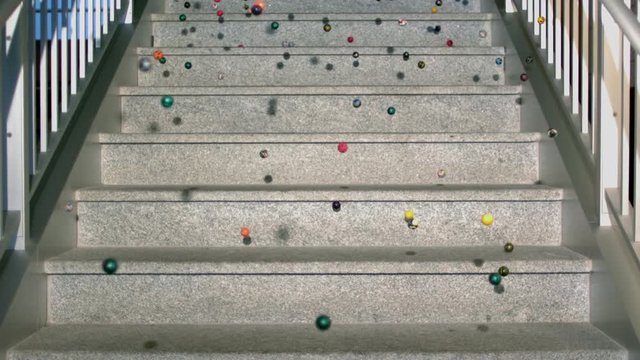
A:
[
  {"left": 581, "top": 0, "right": 590, "bottom": 134},
  {"left": 51, "top": 0, "right": 59, "bottom": 131},
  {"left": 527, "top": 0, "right": 533, "bottom": 22},
  {"left": 95, "top": 0, "right": 102, "bottom": 46},
  {"left": 635, "top": 0, "right": 640, "bottom": 240},
  {"left": 620, "top": 0, "right": 632, "bottom": 215},
  {"left": 70, "top": 0, "right": 77, "bottom": 94},
  {"left": 555, "top": 0, "right": 562, "bottom": 78},
  {"left": 88, "top": 0, "right": 93, "bottom": 62},
  {"left": 102, "top": 0, "right": 108, "bottom": 34},
  {"left": 0, "top": 22, "right": 5, "bottom": 237},
  {"left": 522, "top": 0, "right": 528, "bottom": 10},
  {"left": 109, "top": 0, "right": 115, "bottom": 22},
  {"left": 547, "top": 0, "right": 554, "bottom": 63},
  {"left": 534, "top": 0, "right": 540, "bottom": 35},
  {"left": 116, "top": 0, "right": 121, "bottom": 9},
  {"left": 61, "top": 0, "right": 68, "bottom": 112},
  {"left": 79, "top": 0, "right": 86, "bottom": 78},
  {"left": 540, "top": 0, "right": 547, "bottom": 49},
  {"left": 563, "top": 0, "right": 571, "bottom": 96},
  {"left": 39, "top": 0, "right": 49, "bottom": 152},
  {"left": 572, "top": 0, "right": 580, "bottom": 114},
  {"left": 592, "top": 0, "right": 600, "bottom": 153}
]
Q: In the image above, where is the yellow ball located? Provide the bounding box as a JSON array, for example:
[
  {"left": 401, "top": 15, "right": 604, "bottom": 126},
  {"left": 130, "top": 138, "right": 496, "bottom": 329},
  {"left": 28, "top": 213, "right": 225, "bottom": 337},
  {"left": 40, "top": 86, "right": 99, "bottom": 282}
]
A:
[
  {"left": 537, "top": 16, "right": 545, "bottom": 24},
  {"left": 481, "top": 213, "right": 494, "bottom": 226},
  {"left": 431, "top": 7, "right": 438, "bottom": 13},
  {"left": 404, "top": 210, "right": 415, "bottom": 221}
]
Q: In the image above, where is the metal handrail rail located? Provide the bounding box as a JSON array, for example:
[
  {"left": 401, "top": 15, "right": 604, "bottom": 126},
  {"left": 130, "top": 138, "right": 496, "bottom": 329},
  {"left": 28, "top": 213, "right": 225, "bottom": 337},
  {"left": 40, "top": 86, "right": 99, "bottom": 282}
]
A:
[{"left": 602, "top": 0, "right": 640, "bottom": 54}]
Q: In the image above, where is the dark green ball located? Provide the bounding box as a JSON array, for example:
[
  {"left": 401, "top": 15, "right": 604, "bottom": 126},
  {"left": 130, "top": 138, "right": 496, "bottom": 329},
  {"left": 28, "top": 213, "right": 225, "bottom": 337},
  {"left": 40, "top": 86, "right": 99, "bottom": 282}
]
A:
[
  {"left": 387, "top": 107, "right": 396, "bottom": 115},
  {"left": 316, "top": 314, "right": 331, "bottom": 330},
  {"left": 159, "top": 57, "right": 167, "bottom": 64},
  {"left": 179, "top": 14, "right": 187, "bottom": 21},
  {"left": 184, "top": 62, "right": 192, "bottom": 69},
  {"left": 489, "top": 273, "right": 502, "bottom": 286},
  {"left": 504, "top": 242, "right": 514, "bottom": 253},
  {"left": 161, "top": 96, "right": 174, "bottom": 108},
  {"left": 498, "top": 266, "right": 509, "bottom": 277},
  {"left": 102, "top": 258, "right": 118, "bottom": 274},
  {"left": 271, "top": 21, "right": 280, "bottom": 30},
  {"left": 418, "top": 61, "right": 426, "bottom": 69}
]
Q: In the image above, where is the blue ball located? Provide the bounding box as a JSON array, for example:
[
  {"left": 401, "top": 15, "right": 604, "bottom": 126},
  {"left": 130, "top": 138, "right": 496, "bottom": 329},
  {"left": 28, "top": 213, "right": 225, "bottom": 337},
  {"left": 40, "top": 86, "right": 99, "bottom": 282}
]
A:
[
  {"left": 251, "top": 5, "right": 263, "bottom": 15},
  {"left": 496, "top": 57, "right": 503, "bottom": 65},
  {"left": 352, "top": 99, "right": 362, "bottom": 108}
]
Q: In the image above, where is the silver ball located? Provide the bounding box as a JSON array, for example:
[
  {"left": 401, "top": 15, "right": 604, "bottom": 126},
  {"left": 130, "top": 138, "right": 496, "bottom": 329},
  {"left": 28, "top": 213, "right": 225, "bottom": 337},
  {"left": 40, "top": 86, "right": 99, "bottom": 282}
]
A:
[{"left": 139, "top": 57, "right": 152, "bottom": 72}]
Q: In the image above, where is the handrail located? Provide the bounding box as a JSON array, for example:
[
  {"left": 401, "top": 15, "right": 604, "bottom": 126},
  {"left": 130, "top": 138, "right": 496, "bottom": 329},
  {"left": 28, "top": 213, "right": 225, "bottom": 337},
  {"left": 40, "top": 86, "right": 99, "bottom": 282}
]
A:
[
  {"left": 0, "top": 0, "right": 22, "bottom": 25},
  {"left": 602, "top": 0, "right": 640, "bottom": 54},
  {"left": 0, "top": 0, "right": 133, "bottom": 252}
]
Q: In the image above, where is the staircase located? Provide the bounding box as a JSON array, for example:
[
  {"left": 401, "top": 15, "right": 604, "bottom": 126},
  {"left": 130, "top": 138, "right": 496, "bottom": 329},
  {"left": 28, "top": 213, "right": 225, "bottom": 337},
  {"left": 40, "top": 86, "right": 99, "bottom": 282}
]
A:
[{"left": 7, "top": 0, "right": 629, "bottom": 358}]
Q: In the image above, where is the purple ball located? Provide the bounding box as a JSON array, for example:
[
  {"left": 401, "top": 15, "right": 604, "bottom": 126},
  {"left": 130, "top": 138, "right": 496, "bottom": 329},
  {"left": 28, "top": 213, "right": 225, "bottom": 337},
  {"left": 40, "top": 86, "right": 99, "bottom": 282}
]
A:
[{"left": 251, "top": 5, "right": 263, "bottom": 15}]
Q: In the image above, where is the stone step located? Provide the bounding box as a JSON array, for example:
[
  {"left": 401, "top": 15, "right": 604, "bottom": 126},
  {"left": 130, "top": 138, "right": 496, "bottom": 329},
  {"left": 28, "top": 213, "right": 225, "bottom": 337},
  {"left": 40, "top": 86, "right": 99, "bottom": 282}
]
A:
[
  {"left": 164, "top": 0, "right": 484, "bottom": 15},
  {"left": 75, "top": 185, "right": 561, "bottom": 247},
  {"left": 138, "top": 47, "right": 506, "bottom": 87},
  {"left": 47, "top": 261, "right": 588, "bottom": 324},
  {"left": 99, "top": 133, "right": 541, "bottom": 186},
  {"left": 120, "top": 86, "right": 522, "bottom": 134},
  {"left": 9, "top": 323, "right": 625, "bottom": 360},
  {"left": 150, "top": 13, "right": 497, "bottom": 48},
  {"left": 46, "top": 246, "right": 587, "bottom": 274}
]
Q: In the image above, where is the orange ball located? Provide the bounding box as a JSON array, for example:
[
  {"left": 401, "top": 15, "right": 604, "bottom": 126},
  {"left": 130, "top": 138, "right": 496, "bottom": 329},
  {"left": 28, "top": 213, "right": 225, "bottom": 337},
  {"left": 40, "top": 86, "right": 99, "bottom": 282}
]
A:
[
  {"left": 153, "top": 50, "right": 164, "bottom": 60},
  {"left": 240, "top": 227, "right": 251, "bottom": 237}
]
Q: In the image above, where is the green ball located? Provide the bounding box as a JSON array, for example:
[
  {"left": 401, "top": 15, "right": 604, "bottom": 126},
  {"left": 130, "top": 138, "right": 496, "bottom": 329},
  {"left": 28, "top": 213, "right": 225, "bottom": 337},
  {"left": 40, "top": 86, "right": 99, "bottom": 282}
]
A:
[
  {"left": 271, "top": 21, "right": 280, "bottom": 30},
  {"left": 184, "top": 62, "right": 192, "bottom": 69},
  {"left": 498, "top": 266, "right": 509, "bottom": 277},
  {"left": 159, "top": 57, "right": 167, "bottom": 64},
  {"left": 323, "top": 24, "right": 332, "bottom": 32},
  {"left": 387, "top": 107, "right": 396, "bottom": 115},
  {"left": 489, "top": 273, "right": 502, "bottom": 286},
  {"left": 418, "top": 61, "right": 426, "bottom": 69},
  {"left": 161, "top": 96, "right": 174, "bottom": 108},
  {"left": 102, "top": 258, "right": 118, "bottom": 274},
  {"left": 315, "top": 314, "right": 331, "bottom": 330},
  {"left": 179, "top": 14, "right": 187, "bottom": 21},
  {"left": 504, "top": 242, "right": 514, "bottom": 253}
]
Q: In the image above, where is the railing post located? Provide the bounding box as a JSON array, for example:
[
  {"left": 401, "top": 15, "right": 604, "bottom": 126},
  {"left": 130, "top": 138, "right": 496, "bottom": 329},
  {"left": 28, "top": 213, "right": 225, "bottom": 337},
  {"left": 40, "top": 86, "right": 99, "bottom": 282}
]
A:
[{"left": 4, "top": 1, "right": 32, "bottom": 250}]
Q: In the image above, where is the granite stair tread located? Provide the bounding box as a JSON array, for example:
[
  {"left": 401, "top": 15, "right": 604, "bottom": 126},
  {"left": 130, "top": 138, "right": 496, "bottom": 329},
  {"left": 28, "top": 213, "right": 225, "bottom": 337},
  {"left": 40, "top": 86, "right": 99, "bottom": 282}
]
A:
[
  {"left": 45, "top": 245, "right": 590, "bottom": 275},
  {"left": 150, "top": 12, "right": 500, "bottom": 22},
  {"left": 8, "top": 323, "right": 625, "bottom": 359},
  {"left": 99, "top": 132, "right": 543, "bottom": 144},
  {"left": 137, "top": 46, "right": 506, "bottom": 55},
  {"left": 75, "top": 184, "right": 564, "bottom": 202},
  {"left": 119, "top": 85, "right": 522, "bottom": 95}
]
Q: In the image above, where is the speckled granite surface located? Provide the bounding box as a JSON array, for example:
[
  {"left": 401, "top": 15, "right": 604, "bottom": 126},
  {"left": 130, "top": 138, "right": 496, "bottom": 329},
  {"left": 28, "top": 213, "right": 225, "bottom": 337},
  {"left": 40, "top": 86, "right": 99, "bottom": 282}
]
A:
[
  {"left": 163, "top": 0, "right": 483, "bottom": 14},
  {"left": 151, "top": 14, "right": 494, "bottom": 47},
  {"left": 100, "top": 133, "right": 539, "bottom": 185},
  {"left": 121, "top": 90, "right": 520, "bottom": 134},
  {"left": 48, "top": 273, "right": 589, "bottom": 324},
  {"left": 46, "top": 245, "right": 589, "bottom": 274},
  {"left": 8, "top": 323, "right": 626, "bottom": 360}
]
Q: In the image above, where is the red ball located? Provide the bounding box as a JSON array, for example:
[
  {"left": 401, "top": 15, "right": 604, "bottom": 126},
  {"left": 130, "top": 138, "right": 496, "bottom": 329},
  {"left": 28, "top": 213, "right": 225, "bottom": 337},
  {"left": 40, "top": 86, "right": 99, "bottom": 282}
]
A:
[
  {"left": 217, "top": 9, "right": 224, "bottom": 16},
  {"left": 338, "top": 142, "right": 348, "bottom": 153},
  {"left": 347, "top": 36, "right": 354, "bottom": 43},
  {"left": 446, "top": 39, "right": 454, "bottom": 47},
  {"left": 214, "top": 0, "right": 221, "bottom": 2}
]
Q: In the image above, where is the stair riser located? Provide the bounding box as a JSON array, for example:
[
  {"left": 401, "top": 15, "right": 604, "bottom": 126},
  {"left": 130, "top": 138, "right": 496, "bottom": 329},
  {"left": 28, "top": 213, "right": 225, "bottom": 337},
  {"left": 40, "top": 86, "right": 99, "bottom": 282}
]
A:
[
  {"left": 77, "top": 200, "right": 560, "bottom": 247},
  {"left": 121, "top": 94, "right": 521, "bottom": 134},
  {"left": 152, "top": 20, "right": 492, "bottom": 48},
  {"left": 165, "top": 0, "right": 482, "bottom": 14},
  {"left": 48, "top": 274, "right": 589, "bottom": 324},
  {"left": 138, "top": 54, "right": 504, "bottom": 87},
  {"left": 101, "top": 142, "right": 539, "bottom": 185}
]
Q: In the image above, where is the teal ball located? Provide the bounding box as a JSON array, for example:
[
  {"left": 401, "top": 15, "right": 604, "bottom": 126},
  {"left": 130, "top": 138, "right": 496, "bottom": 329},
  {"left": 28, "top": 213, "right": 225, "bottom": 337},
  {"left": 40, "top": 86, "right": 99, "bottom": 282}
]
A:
[
  {"left": 316, "top": 314, "right": 331, "bottom": 330},
  {"left": 161, "top": 96, "right": 174, "bottom": 108},
  {"left": 102, "top": 258, "right": 118, "bottom": 274},
  {"left": 489, "top": 273, "right": 502, "bottom": 286}
]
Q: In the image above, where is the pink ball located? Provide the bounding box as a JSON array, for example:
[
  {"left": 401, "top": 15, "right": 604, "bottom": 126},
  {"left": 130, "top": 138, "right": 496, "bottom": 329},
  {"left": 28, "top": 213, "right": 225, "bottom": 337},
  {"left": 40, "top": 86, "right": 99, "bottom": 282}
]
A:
[
  {"left": 217, "top": 9, "right": 224, "bottom": 16},
  {"left": 446, "top": 39, "right": 454, "bottom": 47},
  {"left": 338, "top": 142, "right": 348, "bottom": 153},
  {"left": 347, "top": 36, "right": 354, "bottom": 43}
]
